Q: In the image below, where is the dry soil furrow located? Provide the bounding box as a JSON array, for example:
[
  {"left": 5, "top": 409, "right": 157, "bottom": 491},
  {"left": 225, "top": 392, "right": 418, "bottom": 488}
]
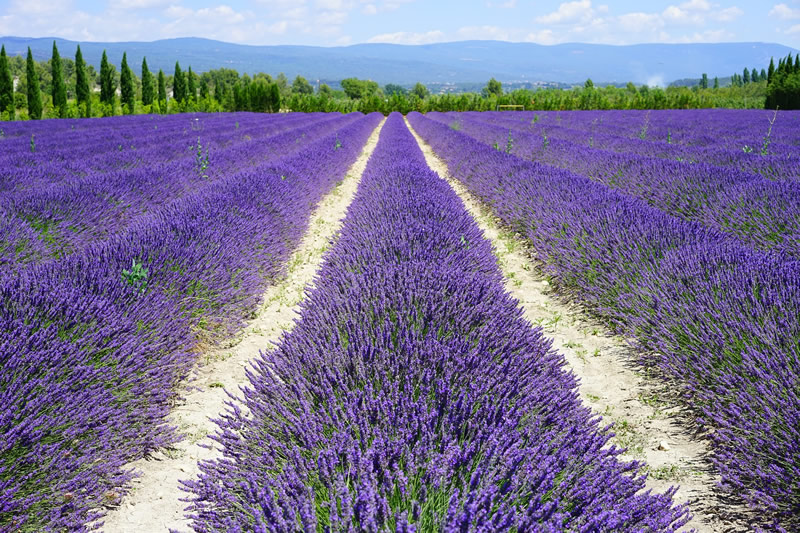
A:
[
  {"left": 405, "top": 117, "right": 748, "bottom": 533},
  {"left": 100, "top": 118, "right": 385, "bottom": 532}
]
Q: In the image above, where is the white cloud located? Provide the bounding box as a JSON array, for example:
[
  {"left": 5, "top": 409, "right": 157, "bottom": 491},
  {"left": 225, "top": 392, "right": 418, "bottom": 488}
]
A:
[
  {"left": 788, "top": 23, "right": 800, "bottom": 33},
  {"left": 487, "top": 0, "right": 518, "bottom": 8},
  {"left": 456, "top": 25, "right": 518, "bottom": 40},
  {"left": 770, "top": 3, "right": 800, "bottom": 19},
  {"left": 526, "top": 1, "right": 747, "bottom": 45},
  {"left": 316, "top": 9, "right": 349, "bottom": 25},
  {"left": 674, "top": 28, "right": 734, "bottom": 42},
  {"left": 536, "top": 0, "right": 598, "bottom": 24},
  {"left": 116, "top": 0, "right": 172, "bottom": 8},
  {"left": 367, "top": 30, "right": 445, "bottom": 44},
  {"left": 616, "top": 12, "right": 664, "bottom": 32},
  {"left": 713, "top": 6, "right": 743, "bottom": 22},
  {"left": 679, "top": 0, "right": 712, "bottom": 11},
  {"left": 660, "top": 1, "right": 739, "bottom": 25},
  {"left": 9, "top": 0, "right": 69, "bottom": 15},
  {"left": 359, "top": 0, "right": 415, "bottom": 15},
  {"left": 315, "top": 0, "right": 352, "bottom": 9},
  {"left": 525, "top": 29, "right": 558, "bottom": 44}
]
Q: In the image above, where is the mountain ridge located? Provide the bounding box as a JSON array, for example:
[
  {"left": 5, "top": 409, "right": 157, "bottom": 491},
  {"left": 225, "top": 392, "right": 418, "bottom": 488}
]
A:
[{"left": 1, "top": 36, "right": 797, "bottom": 86}]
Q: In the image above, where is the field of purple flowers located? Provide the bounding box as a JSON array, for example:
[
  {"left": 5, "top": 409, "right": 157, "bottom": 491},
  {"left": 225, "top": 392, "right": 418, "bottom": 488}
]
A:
[
  {"left": 184, "top": 113, "right": 690, "bottom": 531},
  {"left": 409, "top": 109, "right": 800, "bottom": 530},
  {"left": 2, "top": 108, "right": 797, "bottom": 532},
  {"left": 0, "top": 111, "right": 381, "bottom": 530}
]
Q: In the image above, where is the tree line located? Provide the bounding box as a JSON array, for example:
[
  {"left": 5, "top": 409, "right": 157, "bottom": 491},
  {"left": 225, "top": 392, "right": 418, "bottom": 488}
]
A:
[
  {"left": 0, "top": 41, "right": 790, "bottom": 120},
  {"left": 0, "top": 43, "right": 286, "bottom": 120},
  {"left": 765, "top": 53, "right": 800, "bottom": 109}
]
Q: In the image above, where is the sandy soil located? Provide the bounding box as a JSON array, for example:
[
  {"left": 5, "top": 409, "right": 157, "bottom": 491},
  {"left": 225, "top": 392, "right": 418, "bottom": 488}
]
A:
[
  {"left": 406, "top": 118, "right": 754, "bottom": 533},
  {"left": 99, "top": 119, "right": 385, "bottom": 532}
]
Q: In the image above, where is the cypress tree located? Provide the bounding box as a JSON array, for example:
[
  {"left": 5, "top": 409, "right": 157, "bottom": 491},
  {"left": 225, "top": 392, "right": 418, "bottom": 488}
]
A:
[
  {"left": 0, "top": 45, "right": 13, "bottom": 118},
  {"left": 26, "top": 47, "right": 42, "bottom": 120},
  {"left": 186, "top": 66, "right": 196, "bottom": 102},
  {"left": 700, "top": 73, "right": 708, "bottom": 89},
  {"left": 713, "top": 76, "right": 719, "bottom": 89},
  {"left": 51, "top": 41, "right": 67, "bottom": 117},
  {"left": 214, "top": 80, "right": 225, "bottom": 102},
  {"left": 269, "top": 82, "right": 281, "bottom": 113},
  {"left": 750, "top": 68, "right": 759, "bottom": 83},
  {"left": 768, "top": 57, "right": 775, "bottom": 84},
  {"left": 120, "top": 52, "right": 134, "bottom": 114},
  {"left": 100, "top": 50, "right": 116, "bottom": 108},
  {"left": 173, "top": 62, "right": 185, "bottom": 103},
  {"left": 157, "top": 69, "right": 167, "bottom": 104},
  {"left": 795, "top": 54, "right": 800, "bottom": 73},
  {"left": 743, "top": 68, "right": 750, "bottom": 84},
  {"left": 75, "top": 45, "right": 91, "bottom": 117},
  {"left": 199, "top": 77, "right": 209, "bottom": 100},
  {"left": 141, "top": 57, "right": 154, "bottom": 106}
]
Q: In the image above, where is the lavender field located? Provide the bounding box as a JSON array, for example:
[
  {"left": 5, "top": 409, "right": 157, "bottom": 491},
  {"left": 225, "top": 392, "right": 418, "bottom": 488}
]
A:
[
  {"left": 1, "top": 109, "right": 798, "bottom": 531},
  {"left": 410, "top": 109, "right": 800, "bottom": 530},
  {"left": 0, "top": 111, "right": 382, "bottom": 530}
]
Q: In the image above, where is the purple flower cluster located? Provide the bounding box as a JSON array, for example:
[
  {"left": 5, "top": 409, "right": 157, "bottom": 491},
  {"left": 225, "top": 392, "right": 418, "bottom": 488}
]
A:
[
  {"left": 428, "top": 111, "right": 800, "bottom": 259},
  {"left": 469, "top": 109, "right": 800, "bottom": 181},
  {"left": 0, "top": 113, "right": 357, "bottom": 270},
  {"left": 408, "top": 111, "right": 800, "bottom": 530},
  {"left": 184, "top": 113, "right": 690, "bottom": 532},
  {"left": 0, "top": 111, "right": 382, "bottom": 531}
]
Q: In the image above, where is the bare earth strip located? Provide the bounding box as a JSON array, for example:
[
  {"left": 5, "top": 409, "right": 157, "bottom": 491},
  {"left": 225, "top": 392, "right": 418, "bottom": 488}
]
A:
[
  {"left": 101, "top": 118, "right": 385, "bottom": 532},
  {"left": 405, "top": 118, "right": 751, "bottom": 533}
]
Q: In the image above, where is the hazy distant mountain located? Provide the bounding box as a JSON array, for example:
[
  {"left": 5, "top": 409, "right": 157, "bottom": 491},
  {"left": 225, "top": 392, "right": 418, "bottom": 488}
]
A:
[{"left": 2, "top": 36, "right": 797, "bottom": 86}]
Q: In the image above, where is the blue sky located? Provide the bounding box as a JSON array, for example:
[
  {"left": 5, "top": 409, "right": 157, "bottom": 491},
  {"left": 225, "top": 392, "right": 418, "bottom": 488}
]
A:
[{"left": 1, "top": 0, "right": 799, "bottom": 48}]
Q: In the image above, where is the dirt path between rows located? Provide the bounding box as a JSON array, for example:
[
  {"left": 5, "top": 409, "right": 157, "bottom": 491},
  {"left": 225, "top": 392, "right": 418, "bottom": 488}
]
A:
[
  {"left": 100, "top": 119, "right": 385, "bottom": 532},
  {"left": 406, "top": 118, "right": 752, "bottom": 533}
]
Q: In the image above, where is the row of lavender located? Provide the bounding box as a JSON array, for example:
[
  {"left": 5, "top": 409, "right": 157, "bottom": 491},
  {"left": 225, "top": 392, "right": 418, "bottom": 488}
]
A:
[
  {"left": 408, "top": 112, "right": 800, "bottom": 530},
  {"left": 0, "top": 113, "right": 309, "bottom": 190},
  {"left": 0, "top": 112, "right": 382, "bottom": 531},
  {"left": 500, "top": 109, "right": 800, "bottom": 153},
  {"left": 473, "top": 110, "right": 800, "bottom": 181},
  {"left": 1, "top": 113, "right": 352, "bottom": 269},
  {"left": 183, "top": 113, "right": 690, "bottom": 531},
  {"left": 431, "top": 111, "right": 800, "bottom": 260}
]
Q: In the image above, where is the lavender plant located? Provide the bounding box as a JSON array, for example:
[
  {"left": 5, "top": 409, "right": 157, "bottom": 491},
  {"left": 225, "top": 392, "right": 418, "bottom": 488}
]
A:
[
  {"left": 184, "top": 113, "right": 690, "bottom": 532},
  {"left": 426, "top": 111, "right": 800, "bottom": 259},
  {"left": 408, "top": 111, "right": 800, "bottom": 530},
  {"left": 0, "top": 111, "right": 382, "bottom": 530}
]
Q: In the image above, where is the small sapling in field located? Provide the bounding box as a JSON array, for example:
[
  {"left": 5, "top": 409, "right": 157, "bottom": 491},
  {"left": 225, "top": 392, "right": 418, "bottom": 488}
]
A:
[
  {"left": 638, "top": 111, "right": 650, "bottom": 140},
  {"left": 122, "top": 259, "right": 149, "bottom": 294},
  {"left": 192, "top": 137, "right": 210, "bottom": 178},
  {"left": 760, "top": 106, "right": 779, "bottom": 156}
]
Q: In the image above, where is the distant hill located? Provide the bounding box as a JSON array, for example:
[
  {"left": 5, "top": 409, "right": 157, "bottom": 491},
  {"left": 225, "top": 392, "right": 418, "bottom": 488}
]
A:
[{"left": 1, "top": 36, "right": 797, "bottom": 86}]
